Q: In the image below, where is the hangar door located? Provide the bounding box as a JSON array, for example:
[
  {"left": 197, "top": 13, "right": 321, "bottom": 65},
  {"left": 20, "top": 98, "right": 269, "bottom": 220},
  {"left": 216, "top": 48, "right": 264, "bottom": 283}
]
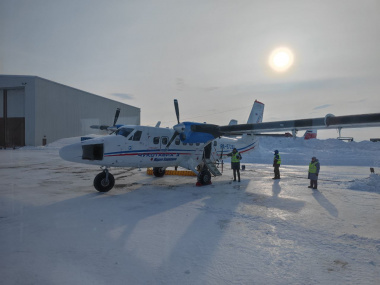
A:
[{"left": 0, "top": 89, "right": 25, "bottom": 148}]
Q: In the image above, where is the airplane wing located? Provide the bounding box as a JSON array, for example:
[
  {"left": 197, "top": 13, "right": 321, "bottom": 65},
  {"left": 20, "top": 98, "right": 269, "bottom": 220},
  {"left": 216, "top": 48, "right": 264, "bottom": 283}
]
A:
[
  {"left": 191, "top": 113, "right": 380, "bottom": 136},
  {"left": 168, "top": 99, "right": 380, "bottom": 143}
]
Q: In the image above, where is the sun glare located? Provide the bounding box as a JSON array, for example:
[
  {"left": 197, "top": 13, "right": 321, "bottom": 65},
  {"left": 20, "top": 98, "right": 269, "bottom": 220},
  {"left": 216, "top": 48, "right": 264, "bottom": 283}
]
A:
[{"left": 269, "top": 47, "right": 294, "bottom": 72}]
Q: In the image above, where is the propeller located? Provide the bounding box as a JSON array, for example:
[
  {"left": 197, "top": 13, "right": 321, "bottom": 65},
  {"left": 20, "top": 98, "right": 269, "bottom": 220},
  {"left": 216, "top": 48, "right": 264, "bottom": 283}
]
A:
[
  {"left": 113, "top": 108, "right": 120, "bottom": 126},
  {"left": 166, "top": 100, "right": 185, "bottom": 148},
  {"left": 90, "top": 108, "right": 121, "bottom": 133},
  {"left": 174, "top": 99, "right": 180, "bottom": 124}
]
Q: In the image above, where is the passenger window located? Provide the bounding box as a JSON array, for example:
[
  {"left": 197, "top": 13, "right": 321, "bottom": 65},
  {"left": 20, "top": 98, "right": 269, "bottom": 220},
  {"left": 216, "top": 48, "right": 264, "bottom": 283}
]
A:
[
  {"left": 183, "top": 142, "right": 187, "bottom": 146},
  {"left": 175, "top": 138, "right": 180, "bottom": 145},
  {"left": 162, "top": 137, "right": 168, "bottom": 145},
  {"left": 214, "top": 140, "right": 217, "bottom": 146},
  {"left": 189, "top": 143, "right": 193, "bottom": 146},
  {"left": 196, "top": 143, "right": 200, "bottom": 146},
  {"left": 153, "top": 137, "right": 160, "bottom": 144}
]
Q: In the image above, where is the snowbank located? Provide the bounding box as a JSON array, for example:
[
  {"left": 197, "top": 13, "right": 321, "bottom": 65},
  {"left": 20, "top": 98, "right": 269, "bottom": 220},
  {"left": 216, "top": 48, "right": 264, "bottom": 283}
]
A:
[
  {"left": 348, "top": 173, "right": 380, "bottom": 193},
  {"left": 245, "top": 137, "right": 380, "bottom": 167}
]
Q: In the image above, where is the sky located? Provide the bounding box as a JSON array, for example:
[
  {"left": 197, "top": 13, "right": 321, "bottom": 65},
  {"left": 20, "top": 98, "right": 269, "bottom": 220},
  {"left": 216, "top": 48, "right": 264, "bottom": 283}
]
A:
[{"left": 1, "top": 0, "right": 380, "bottom": 140}]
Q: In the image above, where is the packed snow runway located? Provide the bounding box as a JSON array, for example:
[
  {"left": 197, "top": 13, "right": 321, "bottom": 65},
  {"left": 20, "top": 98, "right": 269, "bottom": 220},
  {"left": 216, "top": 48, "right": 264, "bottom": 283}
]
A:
[{"left": 0, "top": 138, "right": 379, "bottom": 284}]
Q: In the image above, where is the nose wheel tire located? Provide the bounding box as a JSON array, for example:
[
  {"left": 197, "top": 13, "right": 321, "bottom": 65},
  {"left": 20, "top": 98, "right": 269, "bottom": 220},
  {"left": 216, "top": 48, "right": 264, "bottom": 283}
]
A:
[
  {"left": 94, "top": 171, "right": 115, "bottom": 192},
  {"left": 198, "top": 169, "right": 211, "bottom": 185},
  {"left": 153, "top": 167, "right": 166, "bottom": 177}
]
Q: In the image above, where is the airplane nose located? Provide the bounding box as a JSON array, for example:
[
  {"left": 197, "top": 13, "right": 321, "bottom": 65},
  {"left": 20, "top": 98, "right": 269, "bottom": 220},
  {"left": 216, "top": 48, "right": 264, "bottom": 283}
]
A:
[{"left": 59, "top": 143, "right": 83, "bottom": 163}]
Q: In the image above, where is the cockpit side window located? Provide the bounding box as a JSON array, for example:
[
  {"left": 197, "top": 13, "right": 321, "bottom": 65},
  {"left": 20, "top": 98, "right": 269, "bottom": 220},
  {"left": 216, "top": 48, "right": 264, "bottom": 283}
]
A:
[
  {"left": 116, "top": 128, "right": 134, "bottom": 138},
  {"left": 129, "top": 130, "right": 142, "bottom": 141},
  {"left": 133, "top": 131, "right": 142, "bottom": 141}
]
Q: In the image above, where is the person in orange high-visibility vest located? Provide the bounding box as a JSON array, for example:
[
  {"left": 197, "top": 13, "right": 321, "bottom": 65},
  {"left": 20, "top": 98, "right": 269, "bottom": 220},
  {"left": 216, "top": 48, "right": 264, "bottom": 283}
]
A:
[{"left": 308, "top": 156, "right": 320, "bottom": 189}]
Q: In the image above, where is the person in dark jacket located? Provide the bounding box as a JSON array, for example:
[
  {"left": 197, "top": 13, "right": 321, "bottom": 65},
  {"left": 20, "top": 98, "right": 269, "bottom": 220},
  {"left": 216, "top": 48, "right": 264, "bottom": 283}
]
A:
[
  {"left": 273, "top": 150, "right": 281, "bottom": 179},
  {"left": 227, "top": 148, "right": 242, "bottom": 182},
  {"left": 308, "top": 156, "right": 320, "bottom": 189}
]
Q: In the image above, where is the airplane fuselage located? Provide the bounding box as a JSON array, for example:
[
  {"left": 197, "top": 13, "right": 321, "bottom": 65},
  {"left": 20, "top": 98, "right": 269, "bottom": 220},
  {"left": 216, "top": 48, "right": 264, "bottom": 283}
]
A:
[{"left": 60, "top": 125, "right": 258, "bottom": 172}]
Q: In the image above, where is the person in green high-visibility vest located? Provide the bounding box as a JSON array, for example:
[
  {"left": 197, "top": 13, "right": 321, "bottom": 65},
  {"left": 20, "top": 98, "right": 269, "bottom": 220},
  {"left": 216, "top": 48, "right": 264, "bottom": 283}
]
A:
[
  {"left": 273, "top": 150, "right": 281, "bottom": 179},
  {"left": 227, "top": 148, "right": 242, "bottom": 182},
  {"left": 308, "top": 156, "right": 320, "bottom": 189}
]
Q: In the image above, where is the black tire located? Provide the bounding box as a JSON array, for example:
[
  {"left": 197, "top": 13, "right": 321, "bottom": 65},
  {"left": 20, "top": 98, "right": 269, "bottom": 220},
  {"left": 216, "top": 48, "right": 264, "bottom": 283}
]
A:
[
  {"left": 198, "top": 170, "right": 211, "bottom": 185},
  {"left": 153, "top": 167, "right": 166, "bottom": 177},
  {"left": 94, "top": 172, "right": 115, "bottom": 192}
]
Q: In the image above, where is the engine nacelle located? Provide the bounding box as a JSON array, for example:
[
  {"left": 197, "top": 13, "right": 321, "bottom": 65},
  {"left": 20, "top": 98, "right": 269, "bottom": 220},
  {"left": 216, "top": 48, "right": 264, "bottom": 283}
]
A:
[
  {"left": 324, "top": 113, "right": 335, "bottom": 126},
  {"left": 179, "top": 122, "right": 216, "bottom": 144}
]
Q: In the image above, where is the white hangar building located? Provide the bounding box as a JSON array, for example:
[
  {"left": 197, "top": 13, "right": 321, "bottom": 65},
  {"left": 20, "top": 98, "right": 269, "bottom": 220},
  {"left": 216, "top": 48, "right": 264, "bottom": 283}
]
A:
[{"left": 0, "top": 75, "right": 140, "bottom": 147}]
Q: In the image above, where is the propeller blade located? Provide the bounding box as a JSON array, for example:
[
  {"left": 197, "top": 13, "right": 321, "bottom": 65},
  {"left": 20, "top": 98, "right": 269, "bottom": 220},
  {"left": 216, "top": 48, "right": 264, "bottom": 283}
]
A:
[
  {"left": 113, "top": 108, "right": 120, "bottom": 126},
  {"left": 166, "top": 131, "right": 179, "bottom": 148},
  {"left": 174, "top": 99, "right": 180, "bottom": 124},
  {"left": 90, "top": 125, "right": 110, "bottom": 130}
]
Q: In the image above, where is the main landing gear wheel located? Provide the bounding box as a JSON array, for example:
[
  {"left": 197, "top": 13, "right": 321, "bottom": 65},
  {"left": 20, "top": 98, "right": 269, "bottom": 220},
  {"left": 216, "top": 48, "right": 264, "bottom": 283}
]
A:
[
  {"left": 197, "top": 169, "right": 211, "bottom": 185},
  {"left": 153, "top": 167, "right": 166, "bottom": 177},
  {"left": 94, "top": 171, "right": 115, "bottom": 192}
]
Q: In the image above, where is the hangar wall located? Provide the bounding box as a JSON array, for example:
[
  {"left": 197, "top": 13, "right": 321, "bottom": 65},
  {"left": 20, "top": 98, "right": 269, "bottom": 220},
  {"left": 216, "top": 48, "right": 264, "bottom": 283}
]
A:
[{"left": 0, "top": 75, "right": 140, "bottom": 146}]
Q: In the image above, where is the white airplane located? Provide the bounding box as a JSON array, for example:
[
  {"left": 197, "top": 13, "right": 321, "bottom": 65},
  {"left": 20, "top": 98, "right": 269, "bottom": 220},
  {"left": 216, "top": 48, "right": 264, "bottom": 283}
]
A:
[{"left": 60, "top": 100, "right": 380, "bottom": 192}]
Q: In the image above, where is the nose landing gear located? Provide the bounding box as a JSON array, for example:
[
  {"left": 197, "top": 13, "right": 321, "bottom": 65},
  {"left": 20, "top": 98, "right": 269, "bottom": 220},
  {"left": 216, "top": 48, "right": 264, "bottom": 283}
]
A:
[
  {"left": 94, "top": 168, "right": 115, "bottom": 192},
  {"left": 197, "top": 167, "right": 212, "bottom": 186}
]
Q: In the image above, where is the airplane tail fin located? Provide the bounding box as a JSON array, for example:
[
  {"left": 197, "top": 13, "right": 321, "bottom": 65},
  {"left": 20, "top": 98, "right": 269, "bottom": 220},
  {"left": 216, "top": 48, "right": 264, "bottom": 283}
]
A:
[
  {"left": 304, "top": 130, "right": 317, "bottom": 140},
  {"left": 247, "top": 100, "right": 265, "bottom": 124}
]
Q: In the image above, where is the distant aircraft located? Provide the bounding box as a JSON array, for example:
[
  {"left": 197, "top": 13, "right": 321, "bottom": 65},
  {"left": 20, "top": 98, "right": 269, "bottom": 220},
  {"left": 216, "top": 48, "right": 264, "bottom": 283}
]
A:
[{"left": 60, "top": 100, "right": 380, "bottom": 192}]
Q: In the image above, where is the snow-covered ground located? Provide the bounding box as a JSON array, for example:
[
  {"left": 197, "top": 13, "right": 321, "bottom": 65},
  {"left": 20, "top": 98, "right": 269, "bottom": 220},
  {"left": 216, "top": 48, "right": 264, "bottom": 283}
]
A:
[{"left": 0, "top": 137, "right": 379, "bottom": 284}]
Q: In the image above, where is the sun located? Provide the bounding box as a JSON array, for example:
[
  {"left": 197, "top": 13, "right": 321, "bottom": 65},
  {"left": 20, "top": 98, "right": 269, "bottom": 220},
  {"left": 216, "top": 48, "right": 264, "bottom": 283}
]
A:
[{"left": 268, "top": 47, "right": 294, "bottom": 72}]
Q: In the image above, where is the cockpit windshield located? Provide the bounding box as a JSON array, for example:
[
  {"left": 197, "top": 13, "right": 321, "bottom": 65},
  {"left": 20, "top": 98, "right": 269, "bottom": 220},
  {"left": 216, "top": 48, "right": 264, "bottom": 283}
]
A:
[{"left": 116, "top": 128, "right": 134, "bottom": 138}]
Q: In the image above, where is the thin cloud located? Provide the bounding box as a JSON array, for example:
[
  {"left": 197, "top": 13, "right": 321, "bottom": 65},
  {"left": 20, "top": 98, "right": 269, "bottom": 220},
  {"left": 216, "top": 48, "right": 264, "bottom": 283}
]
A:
[
  {"left": 255, "top": 77, "right": 366, "bottom": 94},
  {"left": 313, "top": 104, "right": 332, "bottom": 110},
  {"left": 111, "top": 93, "right": 134, "bottom": 100}
]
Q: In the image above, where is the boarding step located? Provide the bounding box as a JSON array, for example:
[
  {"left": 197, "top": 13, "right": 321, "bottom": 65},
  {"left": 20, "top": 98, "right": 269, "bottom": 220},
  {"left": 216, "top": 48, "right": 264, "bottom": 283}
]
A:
[{"left": 204, "top": 159, "right": 222, "bottom": 176}]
